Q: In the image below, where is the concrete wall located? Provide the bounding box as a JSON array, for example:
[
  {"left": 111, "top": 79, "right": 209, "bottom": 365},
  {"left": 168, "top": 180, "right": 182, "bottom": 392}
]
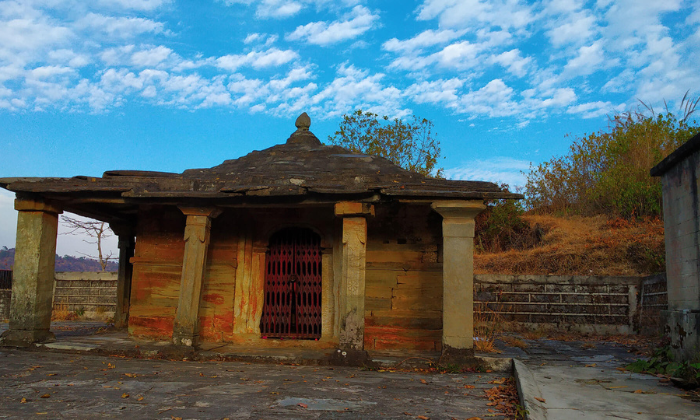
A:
[
  {"left": 660, "top": 147, "right": 700, "bottom": 360},
  {"left": 661, "top": 151, "right": 700, "bottom": 312},
  {"left": 53, "top": 272, "right": 118, "bottom": 317},
  {"left": 474, "top": 274, "right": 657, "bottom": 335}
]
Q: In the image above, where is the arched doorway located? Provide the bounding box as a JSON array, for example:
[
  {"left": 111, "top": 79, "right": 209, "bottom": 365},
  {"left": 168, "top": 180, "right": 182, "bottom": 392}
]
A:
[{"left": 260, "top": 227, "right": 322, "bottom": 339}]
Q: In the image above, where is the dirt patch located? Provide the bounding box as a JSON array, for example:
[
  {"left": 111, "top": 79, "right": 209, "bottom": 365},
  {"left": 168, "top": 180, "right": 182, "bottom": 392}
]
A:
[{"left": 475, "top": 215, "right": 665, "bottom": 276}]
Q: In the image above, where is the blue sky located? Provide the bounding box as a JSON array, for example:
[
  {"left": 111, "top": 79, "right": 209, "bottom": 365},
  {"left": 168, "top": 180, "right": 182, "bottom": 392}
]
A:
[{"left": 0, "top": 0, "right": 699, "bottom": 256}]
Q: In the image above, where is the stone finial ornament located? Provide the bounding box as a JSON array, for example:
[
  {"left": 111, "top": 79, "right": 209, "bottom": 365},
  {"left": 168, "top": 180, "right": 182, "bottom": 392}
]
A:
[
  {"left": 286, "top": 112, "right": 321, "bottom": 146},
  {"left": 295, "top": 112, "right": 311, "bottom": 131}
]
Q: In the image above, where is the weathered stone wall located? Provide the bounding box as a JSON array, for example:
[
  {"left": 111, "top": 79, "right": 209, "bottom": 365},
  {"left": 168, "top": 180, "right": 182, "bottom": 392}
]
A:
[
  {"left": 659, "top": 147, "right": 700, "bottom": 360},
  {"left": 0, "top": 290, "right": 10, "bottom": 320},
  {"left": 364, "top": 204, "right": 444, "bottom": 351},
  {"left": 639, "top": 274, "right": 668, "bottom": 335},
  {"left": 53, "top": 272, "right": 118, "bottom": 317},
  {"left": 474, "top": 274, "right": 652, "bottom": 335},
  {"left": 661, "top": 151, "right": 700, "bottom": 312},
  {"left": 127, "top": 205, "right": 338, "bottom": 345}
]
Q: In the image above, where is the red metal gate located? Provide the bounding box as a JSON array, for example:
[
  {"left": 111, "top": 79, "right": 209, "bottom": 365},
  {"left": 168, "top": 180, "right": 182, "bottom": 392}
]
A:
[{"left": 260, "top": 227, "right": 322, "bottom": 339}]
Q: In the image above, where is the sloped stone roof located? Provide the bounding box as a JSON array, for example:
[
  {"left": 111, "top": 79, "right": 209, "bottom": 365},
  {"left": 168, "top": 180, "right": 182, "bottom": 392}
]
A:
[{"left": 0, "top": 113, "right": 519, "bottom": 221}]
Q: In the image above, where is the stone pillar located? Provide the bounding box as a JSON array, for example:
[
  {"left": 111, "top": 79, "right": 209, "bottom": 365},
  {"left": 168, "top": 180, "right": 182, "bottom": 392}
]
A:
[
  {"left": 431, "top": 200, "right": 486, "bottom": 361},
  {"left": 111, "top": 225, "right": 135, "bottom": 329},
  {"left": 172, "top": 207, "right": 221, "bottom": 347},
  {"left": 333, "top": 202, "right": 373, "bottom": 364},
  {"left": 0, "top": 198, "right": 62, "bottom": 347}
]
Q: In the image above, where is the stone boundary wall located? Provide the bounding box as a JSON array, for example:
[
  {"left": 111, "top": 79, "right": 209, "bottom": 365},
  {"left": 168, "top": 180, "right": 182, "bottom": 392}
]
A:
[
  {"left": 474, "top": 274, "right": 666, "bottom": 335},
  {"left": 638, "top": 273, "right": 668, "bottom": 335},
  {"left": 53, "top": 272, "right": 118, "bottom": 318}
]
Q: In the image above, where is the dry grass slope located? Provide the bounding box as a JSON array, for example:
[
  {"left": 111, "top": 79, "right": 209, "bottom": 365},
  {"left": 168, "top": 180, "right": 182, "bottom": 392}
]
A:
[{"left": 474, "top": 215, "right": 665, "bottom": 276}]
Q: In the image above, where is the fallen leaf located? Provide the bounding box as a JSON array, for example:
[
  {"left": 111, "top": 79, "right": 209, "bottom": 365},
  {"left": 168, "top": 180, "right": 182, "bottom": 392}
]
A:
[
  {"left": 417, "top": 416, "right": 430, "bottom": 420},
  {"left": 464, "top": 385, "right": 475, "bottom": 389},
  {"left": 20, "top": 398, "right": 27, "bottom": 403},
  {"left": 608, "top": 386, "right": 627, "bottom": 389},
  {"left": 487, "top": 402, "right": 497, "bottom": 406},
  {"left": 121, "top": 393, "right": 129, "bottom": 399},
  {"left": 634, "top": 390, "right": 643, "bottom": 394},
  {"left": 420, "top": 379, "right": 428, "bottom": 384},
  {"left": 46, "top": 373, "right": 57, "bottom": 377},
  {"left": 535, "top": 397, "right": 546, "bottom": 403},
  {"left": 585, "top": 364, "right": 597, "bottom": 368},
  {"left": 298, "top": 403, "right": 308, "bottom": 409},
  {"left": 137, "top": 396, "right": 144, "bottom": 401},
  {"left": 40, "top": 394, "right": 50, "bottom": 399}
]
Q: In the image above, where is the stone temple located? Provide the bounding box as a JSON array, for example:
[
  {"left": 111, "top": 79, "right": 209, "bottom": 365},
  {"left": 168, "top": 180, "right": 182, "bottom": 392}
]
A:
[{"left": 0, "top": 113, "right": 518, "bottom": 363}]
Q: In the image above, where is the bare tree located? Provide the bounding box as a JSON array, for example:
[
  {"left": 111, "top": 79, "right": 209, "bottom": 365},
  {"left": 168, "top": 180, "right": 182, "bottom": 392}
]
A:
[{"left": 61, "top": 215, "right": 114, "bottom": 271}]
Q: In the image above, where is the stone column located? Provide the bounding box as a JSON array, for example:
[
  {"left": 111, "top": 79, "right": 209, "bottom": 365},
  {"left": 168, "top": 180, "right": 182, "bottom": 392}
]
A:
[
  {"left": 431, "top": 200, "right": 486, "bottom": 361},
  {"left": 111, "top": 224, "right": 135, "bottom": 329},
  {"left": 1, "top": 198, "right": 62, "bottom": 347},
  {"left": 333, "top": 202, "right": 373, "bottom": 364},
  {"left": 172, "top": 207, "right": 221, "bottom": 347}
]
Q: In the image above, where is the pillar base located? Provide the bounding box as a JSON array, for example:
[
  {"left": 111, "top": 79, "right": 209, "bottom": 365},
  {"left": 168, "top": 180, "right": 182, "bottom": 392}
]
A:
[
  {"left": 0, "top": 329, "right": 55, "bottom": 347},
  {"left": 329, "top": 348, "right": 370, "bottom": 366},
  {"left": 172, "top": 328, "right": 198, "bottom": 347},
  {"left": 662, "top": 309, "right": 700, "bottom": 363},
  {"left": 440, "top": 345, "right": 476, "bottom": 365}
]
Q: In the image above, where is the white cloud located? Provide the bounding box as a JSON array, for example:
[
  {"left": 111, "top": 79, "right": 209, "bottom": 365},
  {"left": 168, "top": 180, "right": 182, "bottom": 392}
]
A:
[
  {"left": 489, "top": 49, "right": 531, "bottom": 77},
  {"left": 405, "top": 78, "right": 464, "bottom": 106},
  {"left": 222, "top": 0, "right": 362, "bottom": 18},
  {"left": 97, "top": 0, "right": 171, "bottom": 12},
  {"left": 256, "top": 0, "right": 303, "bottom": 18},
  {"left": 0, "top": 18, "right": 72, "bottom": 58},
  {"left": 286, "top": 5, "right": 379, "bottom": 46},
  {"left": 566, "top": 100, "right": 625, "bottom": 119},
  {"left": 131, "top": 45, "right": 172, "bottom": 67},
  {"left": 309, "top": 63, "right": 408, "bottom": 118},
  {"left": 216, "top": 48, "right": 298, "bottom": 71},
  {"left": 382, "top": 29, "right": 466, "bottom": 53},
  {"left": 48, "top": 49, "right": 90, "bottom": 68},
  {"left": 416, "top": 0, "right": 535, "bottom": 31},
  {"left": 562, "top": 41, "right": 605, "bottom": 77},
  {"left": 445, "top": 157, "right": 532, "bottom": 187},
  {"left": 76, "top": 13, "right": 165, "bottom": 39}
]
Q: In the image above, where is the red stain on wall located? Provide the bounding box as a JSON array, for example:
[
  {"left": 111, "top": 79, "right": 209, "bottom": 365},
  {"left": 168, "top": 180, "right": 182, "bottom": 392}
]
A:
[
  {"left": 203, "top": 293, "right": 225, "bottom": 305},
  {"left": 199, "top": 311, "right": 234, "bottom": 341},
  {"left": 129, "top": 316, "right": 174, "bottom": 340}
]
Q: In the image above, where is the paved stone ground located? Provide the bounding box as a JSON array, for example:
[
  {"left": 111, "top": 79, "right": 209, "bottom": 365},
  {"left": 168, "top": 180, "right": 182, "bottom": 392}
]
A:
[
  {"left": 497, "top": 334, "right": 700, "bottom": 419},
  {"left": 0, "top": 347, "right": 508, "bottom": 419}
]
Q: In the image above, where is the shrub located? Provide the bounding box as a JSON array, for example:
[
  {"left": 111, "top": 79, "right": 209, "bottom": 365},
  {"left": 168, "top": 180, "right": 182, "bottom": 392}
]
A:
[
  {"left": 476, "top": 184, "right": 545, "bottom": 253},
  {"left": 525, "top": 97, "right": 699, "bottom": 219}
]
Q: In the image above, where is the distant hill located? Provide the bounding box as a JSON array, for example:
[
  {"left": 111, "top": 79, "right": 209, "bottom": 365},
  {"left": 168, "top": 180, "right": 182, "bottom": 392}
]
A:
[{"left": 0, "top": 247, "right": 118, "bottom": 272}]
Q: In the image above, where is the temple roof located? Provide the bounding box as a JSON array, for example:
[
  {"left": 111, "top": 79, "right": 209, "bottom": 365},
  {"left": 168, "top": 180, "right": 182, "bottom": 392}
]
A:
[{"left": 0, "top": 113, "right": 520, "bottom": 222}]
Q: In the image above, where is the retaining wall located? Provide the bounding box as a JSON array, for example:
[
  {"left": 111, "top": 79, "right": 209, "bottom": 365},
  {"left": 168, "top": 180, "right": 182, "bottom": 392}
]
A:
[
  {"left": 474, "top": 274, "right": 666, "bottom": 335},
  {"left": 52, "top": 272, "right": 118, "bottom": 318}
]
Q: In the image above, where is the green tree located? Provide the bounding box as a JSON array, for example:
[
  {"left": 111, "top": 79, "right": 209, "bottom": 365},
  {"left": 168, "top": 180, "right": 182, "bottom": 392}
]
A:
[
  {"left": 328, "top": 109, "right": 443, "bottom": 177},
  {"left": 525, "top": 96, "right": 699, "bottom": 218}
]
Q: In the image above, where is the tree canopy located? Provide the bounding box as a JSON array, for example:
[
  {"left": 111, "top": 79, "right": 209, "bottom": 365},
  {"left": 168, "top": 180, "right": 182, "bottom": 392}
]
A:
[
  {"left": 328, "top": 110, "right": 443, "bottom": 177},
  {"left": 525, "top": 98, "right": 699, "bottom": 218}
]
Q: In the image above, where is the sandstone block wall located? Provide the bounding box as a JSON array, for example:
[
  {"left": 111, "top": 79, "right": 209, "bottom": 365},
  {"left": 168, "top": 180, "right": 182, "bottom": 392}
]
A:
[
  {"left": 53, "top": 272, "right": 118, "bottom": 317},
  {"left": 474, "top": 274, "right": 664, "bottom": 335}
]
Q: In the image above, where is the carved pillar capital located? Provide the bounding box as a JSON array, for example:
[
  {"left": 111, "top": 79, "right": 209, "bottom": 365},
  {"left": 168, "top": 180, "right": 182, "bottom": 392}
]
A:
[
  {"left": 334, "top": 202, "right": 374, "bottom": 218},
  {"left": 14, "top": 198, "right": 62, "bottom": 215}
]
